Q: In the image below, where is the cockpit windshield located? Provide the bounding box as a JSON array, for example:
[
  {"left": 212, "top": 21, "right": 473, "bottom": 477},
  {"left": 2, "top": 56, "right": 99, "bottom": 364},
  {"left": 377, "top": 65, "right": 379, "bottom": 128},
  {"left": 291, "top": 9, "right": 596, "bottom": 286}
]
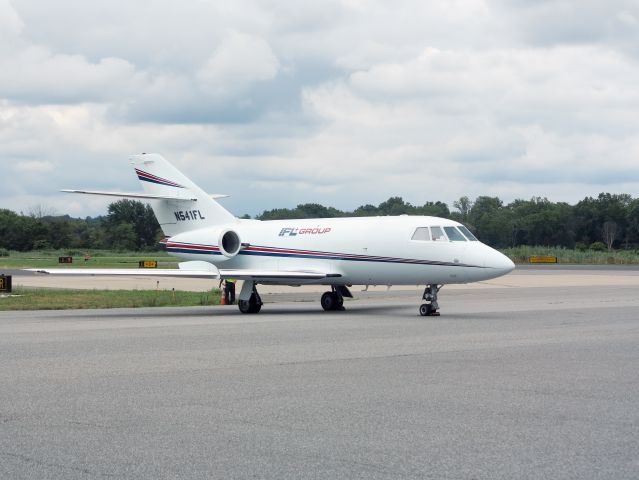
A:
[
  {"left": 431, "top": 226, "right": 447, "bottom": 241},
  {"left": 411, "top": 225, "right": 478, "bottom": 242},
  {"left": 443, "top": 226, "right": 466, "bottom": 241},
  {"left": 457, "top": 225, "right": 478, "bottom": 241}
]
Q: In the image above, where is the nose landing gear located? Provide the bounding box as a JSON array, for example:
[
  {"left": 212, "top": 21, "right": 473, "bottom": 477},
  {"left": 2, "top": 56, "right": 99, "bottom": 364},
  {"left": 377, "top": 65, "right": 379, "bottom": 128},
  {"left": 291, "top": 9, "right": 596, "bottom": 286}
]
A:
[{"left": 420, "top": 284, "right": 441, "bottom": 316}]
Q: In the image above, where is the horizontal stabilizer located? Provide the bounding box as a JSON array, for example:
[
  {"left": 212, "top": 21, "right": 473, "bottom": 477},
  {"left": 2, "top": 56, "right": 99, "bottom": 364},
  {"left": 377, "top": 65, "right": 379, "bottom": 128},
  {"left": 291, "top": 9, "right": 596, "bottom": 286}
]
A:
[
  {"left": 61, "top": 189, "right": 198, "bottom": 201},
  {"left": 62, "top": 190, "right": 228, "bottom": 201}
]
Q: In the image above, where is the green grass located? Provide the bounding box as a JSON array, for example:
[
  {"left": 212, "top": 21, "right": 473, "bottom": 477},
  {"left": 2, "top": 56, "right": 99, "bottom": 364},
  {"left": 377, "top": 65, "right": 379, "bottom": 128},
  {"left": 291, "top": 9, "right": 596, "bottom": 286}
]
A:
[
  {"left": 0, "top": 288, "right": 221, "bottom": 311},
  {"left": 0, "top": 249, "right": 178, "bottom": 269},
  {"left": 502, "top": 246, "right": 639, "bottom": 264}
]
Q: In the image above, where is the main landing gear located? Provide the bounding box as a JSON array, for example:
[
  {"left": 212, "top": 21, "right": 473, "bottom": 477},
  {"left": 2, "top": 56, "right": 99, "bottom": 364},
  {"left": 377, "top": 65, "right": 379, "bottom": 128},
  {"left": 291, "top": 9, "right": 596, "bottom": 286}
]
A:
[
  {"left": 321, "top": 285, "right": 352, "bottom": 311},
  {"left": 420, "top": 284, "right": 441, "bottom": 316},
  {"left": 238, "top": 282, "right": 262, "bottom": 314}
]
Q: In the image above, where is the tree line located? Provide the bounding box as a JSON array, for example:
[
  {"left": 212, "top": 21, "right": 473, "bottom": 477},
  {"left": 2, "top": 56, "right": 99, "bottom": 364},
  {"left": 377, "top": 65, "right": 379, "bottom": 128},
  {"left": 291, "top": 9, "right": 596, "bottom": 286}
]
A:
[
  {"left": 256, "top": 193, "right": 639, "bottom": 250},
  {"left": 0, "top": 200, "right": 161, "bottom": 252},
  {"left": 1, "top": 193, "right": 638, "bottom": 252}
]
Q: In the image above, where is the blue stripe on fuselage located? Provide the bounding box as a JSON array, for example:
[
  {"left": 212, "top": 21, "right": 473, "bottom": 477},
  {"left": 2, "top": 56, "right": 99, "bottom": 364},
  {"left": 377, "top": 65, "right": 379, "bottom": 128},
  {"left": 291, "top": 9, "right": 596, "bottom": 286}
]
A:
[{"left": 166, "top": 244, "right": 482, "bottom": 268}]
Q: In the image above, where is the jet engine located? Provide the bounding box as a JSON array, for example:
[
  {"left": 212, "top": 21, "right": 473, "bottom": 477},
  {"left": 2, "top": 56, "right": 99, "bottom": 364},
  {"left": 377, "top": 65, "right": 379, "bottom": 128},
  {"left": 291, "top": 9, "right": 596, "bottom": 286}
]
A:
[{"left": 218, "top": 229, "right": 242, "bottom": 258}]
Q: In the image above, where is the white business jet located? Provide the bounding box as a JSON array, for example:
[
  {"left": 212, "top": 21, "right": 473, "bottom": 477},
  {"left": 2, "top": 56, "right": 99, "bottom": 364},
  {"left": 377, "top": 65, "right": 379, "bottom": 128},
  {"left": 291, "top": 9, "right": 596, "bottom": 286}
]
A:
[{"left": 31, "top": 153, "right": 514, "bottom": 315}]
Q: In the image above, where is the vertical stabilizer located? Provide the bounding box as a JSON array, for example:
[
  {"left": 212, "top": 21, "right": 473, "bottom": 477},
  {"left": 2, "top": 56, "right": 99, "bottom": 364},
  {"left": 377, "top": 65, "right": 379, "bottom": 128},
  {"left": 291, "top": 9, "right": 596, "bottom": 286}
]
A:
[{"left": 130, "top": 153, "right": 236, "bottom": 236}]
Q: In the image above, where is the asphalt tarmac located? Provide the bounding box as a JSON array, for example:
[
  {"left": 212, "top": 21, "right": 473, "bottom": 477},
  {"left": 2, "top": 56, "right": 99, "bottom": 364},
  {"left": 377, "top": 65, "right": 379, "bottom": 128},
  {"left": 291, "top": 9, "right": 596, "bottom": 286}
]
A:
[{"left": 1, "top": 270, "right": 638, "bottom": 479}]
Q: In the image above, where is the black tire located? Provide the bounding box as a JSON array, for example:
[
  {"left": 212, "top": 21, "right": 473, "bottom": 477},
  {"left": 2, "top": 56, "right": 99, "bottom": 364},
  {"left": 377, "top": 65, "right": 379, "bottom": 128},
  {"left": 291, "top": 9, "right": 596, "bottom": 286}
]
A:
[
  {"left": 419, "top": 303, "right": 432, "bottom": 316},
  {"left": 336, "top": 295, "right": 344, "bottom": 309},
  {"left": 321, "top": 292, "right": 336, "bottom": 311},
  {"left": 239, "top": 294, "right": 262, "bottom": 314},
  {"left": 249, "top": 301, "right": 262, "bottom": 314},
  {"left": 239, "top": 300, "right": 251, "bottom": 313}
]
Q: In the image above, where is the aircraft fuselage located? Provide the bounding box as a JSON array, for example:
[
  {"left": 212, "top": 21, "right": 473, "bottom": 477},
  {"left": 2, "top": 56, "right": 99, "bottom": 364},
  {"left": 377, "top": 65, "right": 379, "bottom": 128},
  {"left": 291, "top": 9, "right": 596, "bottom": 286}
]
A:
[{"left": 165, "top": 215, "right": 514, "bottom": 286}]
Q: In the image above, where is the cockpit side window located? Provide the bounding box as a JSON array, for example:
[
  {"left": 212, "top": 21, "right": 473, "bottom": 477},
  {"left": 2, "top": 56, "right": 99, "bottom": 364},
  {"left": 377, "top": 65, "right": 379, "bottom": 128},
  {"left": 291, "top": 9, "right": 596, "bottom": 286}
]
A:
[
  {"left": 411, "top": 227, "right": 431, "bottom": 241},
  {"left": 431, "top": 226, "right": 447, "bottom": 241},
  {"left": 457, "top": 225, "right": 478, "bottom": 241},
  {"left": 444, "top": 226, "right": 467, "bottom": 241}
]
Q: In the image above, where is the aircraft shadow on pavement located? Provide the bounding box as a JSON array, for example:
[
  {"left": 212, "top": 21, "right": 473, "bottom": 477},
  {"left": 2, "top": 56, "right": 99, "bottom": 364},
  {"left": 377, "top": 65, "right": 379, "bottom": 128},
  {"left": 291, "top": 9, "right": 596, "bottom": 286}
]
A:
[{"left": 60, "top": 302, "right": 504, "bottom": 321}]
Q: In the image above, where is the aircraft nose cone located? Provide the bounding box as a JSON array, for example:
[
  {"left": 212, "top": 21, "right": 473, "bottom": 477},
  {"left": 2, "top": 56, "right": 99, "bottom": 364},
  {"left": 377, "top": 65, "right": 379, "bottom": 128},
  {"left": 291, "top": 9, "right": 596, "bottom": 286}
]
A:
[
  {"left": 485, "top": 249, "right": 515, "bottom": 275},
  {"left": 501, "top": 254, "right": 516, "bottom": 273}
]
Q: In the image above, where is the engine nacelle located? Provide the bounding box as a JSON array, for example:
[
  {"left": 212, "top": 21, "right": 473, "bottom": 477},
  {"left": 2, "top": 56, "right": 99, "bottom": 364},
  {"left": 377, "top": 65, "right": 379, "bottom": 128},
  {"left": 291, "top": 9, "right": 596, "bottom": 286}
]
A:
[
  {"left": 165, "top": 226, "right": 245, "bottom": 262},
  {"left": 218, "top": 228, "right": 241, "bottom": 258}
]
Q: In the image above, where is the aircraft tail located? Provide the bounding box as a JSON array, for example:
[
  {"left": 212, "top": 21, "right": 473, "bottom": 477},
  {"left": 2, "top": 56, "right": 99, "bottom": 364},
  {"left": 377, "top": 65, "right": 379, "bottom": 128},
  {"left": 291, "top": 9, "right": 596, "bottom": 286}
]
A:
[{"left": 130, "top": 153, "right": 236, "bottom": 236}]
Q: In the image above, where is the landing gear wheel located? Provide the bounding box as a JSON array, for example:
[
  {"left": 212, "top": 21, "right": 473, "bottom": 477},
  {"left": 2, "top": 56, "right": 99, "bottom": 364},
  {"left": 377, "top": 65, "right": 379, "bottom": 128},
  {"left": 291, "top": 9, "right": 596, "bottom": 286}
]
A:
[
  {"left": 321, "top": 292, "right": 337, "bottom": 311},
  {"left": 419, "top": 284, "right": 442, "bottom": 316},
  {"left": 321, "top": 287, "right": 346, "bottom": 312},
  {"left": 249, "top": 301, "right": 262, "bottom": 314},
  {"left": 419, "top": 303, "right": 432, "bottom": 316},
  {"left": 238, "top": 292, "right": 262, "bottom": 314}
]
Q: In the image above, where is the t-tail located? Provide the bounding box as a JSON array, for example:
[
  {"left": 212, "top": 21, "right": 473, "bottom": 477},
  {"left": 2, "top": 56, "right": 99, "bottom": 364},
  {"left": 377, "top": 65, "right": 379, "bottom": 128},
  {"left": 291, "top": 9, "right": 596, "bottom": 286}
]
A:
[
  {"left": 130, "top": 153, "right": 236, "bottom": 236},
  {"left": 62, "top": 153, "right": 237, "bottom": 237}
]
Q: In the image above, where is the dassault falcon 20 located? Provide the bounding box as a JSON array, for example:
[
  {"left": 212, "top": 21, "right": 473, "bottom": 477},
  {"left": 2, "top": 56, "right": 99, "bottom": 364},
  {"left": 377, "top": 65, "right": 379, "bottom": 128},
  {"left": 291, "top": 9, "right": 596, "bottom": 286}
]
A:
[{"left": 30, "top": 153, "right": 515, "bottom": 315}]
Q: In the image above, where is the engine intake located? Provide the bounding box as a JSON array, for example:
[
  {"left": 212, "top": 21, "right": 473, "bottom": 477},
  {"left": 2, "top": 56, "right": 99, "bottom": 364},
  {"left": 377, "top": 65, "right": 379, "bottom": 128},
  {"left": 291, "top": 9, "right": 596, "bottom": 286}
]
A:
[{"left": 219, "top": 229, "right": 241, "bottom": 258}]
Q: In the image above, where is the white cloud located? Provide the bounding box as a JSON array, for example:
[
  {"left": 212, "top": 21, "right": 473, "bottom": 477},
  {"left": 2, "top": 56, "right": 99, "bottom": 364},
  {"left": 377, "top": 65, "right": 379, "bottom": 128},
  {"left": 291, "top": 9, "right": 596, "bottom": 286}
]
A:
[
  {"left": 290, "top": 43, "right": 639, "bottom": 206},
  {"left": 0, "top": 0, "right": 23, "bottom": 40},
  {"left": 1, "top": 0, "right": 639, "bottom": 217},
  {"left": 13, "top": 160, "right": 54, "bottom": 173},
  {"left": 0, "top": 47, "right": 140, "bottom": 103},
  {"left": 196, "top": 31, "right": 280, "bottom": 97}
]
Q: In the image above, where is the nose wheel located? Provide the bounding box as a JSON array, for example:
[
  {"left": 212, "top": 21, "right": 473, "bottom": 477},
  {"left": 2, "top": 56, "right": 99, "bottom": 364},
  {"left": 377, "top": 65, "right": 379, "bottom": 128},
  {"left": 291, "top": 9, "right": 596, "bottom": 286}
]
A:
[{"left": 420, "top": 284, "right": 441, "bottom": 316}]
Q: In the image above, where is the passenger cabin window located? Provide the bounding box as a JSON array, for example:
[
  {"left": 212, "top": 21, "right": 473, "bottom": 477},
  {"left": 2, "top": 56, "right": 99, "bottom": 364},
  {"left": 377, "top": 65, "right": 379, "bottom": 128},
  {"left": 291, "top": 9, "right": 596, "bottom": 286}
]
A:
[
  {"left": 411, "top": 227, "right": 431, "bottom": 241},
  {"left": 444, "top": 226, "right": 467, "bottom": 241},
  {"left": 458, "top": 225, "right": 478, "bottom": 241},
  {"left": 431, "top": 226, "right": 447, "bottom": 241}
]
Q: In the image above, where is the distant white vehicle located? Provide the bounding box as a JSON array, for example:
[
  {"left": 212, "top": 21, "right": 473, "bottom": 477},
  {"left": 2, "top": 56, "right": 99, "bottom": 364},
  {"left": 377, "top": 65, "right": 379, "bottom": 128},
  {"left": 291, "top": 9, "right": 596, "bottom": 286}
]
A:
[{"left": 31, "top": 154, "right": 514, "bottom": 315}]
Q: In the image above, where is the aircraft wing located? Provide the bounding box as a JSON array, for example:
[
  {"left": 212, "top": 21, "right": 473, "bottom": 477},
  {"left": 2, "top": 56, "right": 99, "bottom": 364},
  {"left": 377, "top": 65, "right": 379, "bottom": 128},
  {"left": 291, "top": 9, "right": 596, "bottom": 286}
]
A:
[
  {"left": 25, "top": 265, "right": 340, "bottom": 281},
  {"left": 26, "top": 268, "right": 219, "bottom": 278}
]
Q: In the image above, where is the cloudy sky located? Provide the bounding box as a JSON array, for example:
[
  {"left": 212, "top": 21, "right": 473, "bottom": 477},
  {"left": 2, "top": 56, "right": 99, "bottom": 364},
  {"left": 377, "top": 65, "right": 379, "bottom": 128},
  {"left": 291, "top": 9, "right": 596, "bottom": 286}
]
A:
[{"left": 1, "top": 0, "right": 638, "bottom": 218}]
